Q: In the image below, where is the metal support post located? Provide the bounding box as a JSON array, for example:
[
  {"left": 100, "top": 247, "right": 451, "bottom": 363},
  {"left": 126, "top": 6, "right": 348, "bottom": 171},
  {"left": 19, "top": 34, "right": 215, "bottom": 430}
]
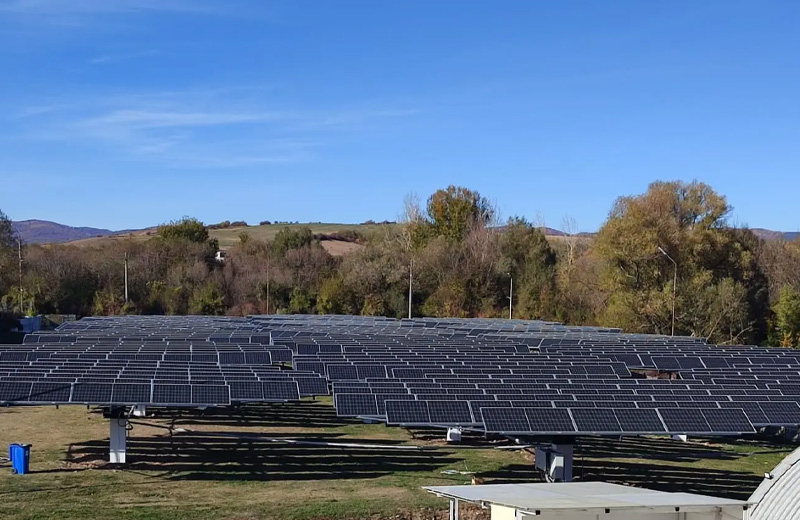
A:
[{"left": 109, "top": 417, "right": 128, "bottom": 464}]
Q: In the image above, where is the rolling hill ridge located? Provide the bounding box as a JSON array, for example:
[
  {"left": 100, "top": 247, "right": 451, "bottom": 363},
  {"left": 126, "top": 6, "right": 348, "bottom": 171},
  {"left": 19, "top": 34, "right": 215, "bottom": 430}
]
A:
[{"left": 11, "top": 220, "right": 799, "bottom": 246}]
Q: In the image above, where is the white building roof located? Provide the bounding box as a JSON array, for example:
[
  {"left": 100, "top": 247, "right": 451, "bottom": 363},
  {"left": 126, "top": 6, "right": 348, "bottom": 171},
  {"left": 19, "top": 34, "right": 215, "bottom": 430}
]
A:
[
  {"left": 425, "top": 482, "right": 750, "bottom": 514},
  {"left": 748, "top": 445, "right": 800, "bottom": 520}
]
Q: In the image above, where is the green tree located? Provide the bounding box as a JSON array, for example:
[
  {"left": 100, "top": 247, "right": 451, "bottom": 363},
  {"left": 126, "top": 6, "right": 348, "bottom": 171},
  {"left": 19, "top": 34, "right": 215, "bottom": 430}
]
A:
[
  {"left": 499, "top": 217, "right": 558, "bottom": 319},
  {"left": 157, "top": 217, "right": 210, "bottom": 244},
  {"left": 288, "top": 287, "right": 313, "bottom": 314},
  {"left": 0, "top": 209, "right": 17, "bottom": 305},
  {"left": 595, "top": 180, "right": 768, "bottom": 343},
  {"left": 272, "top": 227, "right": 314, "bottom": 256},
  {"left": 0, "top": 209, "right": 14, "bottom": 250},
  {"left": 317, "top": 276, "right": 354, "bottom": 315},
  {"left": 425, "top": 186, "right": 495, "bottom": 242},
  {"left": 189, "top": 282, "right": 226, "bottom": 315},
  {"left": 774, "top": 285, "right": 800, "bottom": 347}
]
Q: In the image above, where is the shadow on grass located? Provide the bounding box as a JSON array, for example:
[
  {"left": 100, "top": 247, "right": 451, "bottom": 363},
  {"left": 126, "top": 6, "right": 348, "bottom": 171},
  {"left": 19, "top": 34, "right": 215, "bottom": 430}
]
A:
[
  {"left": 87, "top": 400, "right": 362, "bottom": 430},
  {"left": 576, "top": 458, "right": 762, "bottom": 500},
  {"left": 64, "top": 402, "right": 462, "bottom": 481},
  {"left": 481, "top": 436, "right": 770, "bottom": 500},
  {"left": 64, "top": 434, "right": 460, "bottom": 482},
  {"left": 576, "top": 436, "right": 744, "bottom": 463}
]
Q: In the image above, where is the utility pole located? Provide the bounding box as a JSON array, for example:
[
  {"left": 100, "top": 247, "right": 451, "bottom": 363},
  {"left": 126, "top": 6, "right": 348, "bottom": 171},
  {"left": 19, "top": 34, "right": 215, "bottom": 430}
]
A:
[
  {"left": 266, "top": 255, "right": 270, "bottom": 315},
  {"left": 658, "top": 246, "right": 677, "bottom": 337},
  {"left": 507, "top": 273, "right": 513, "bottom": 320},
  {"left": 18, "top": 238, "right": 23, "bottom": 315},
  {"left": 123, "top": 252, "right": 129, "bottom": 302},
  {"left": 408, "top": 260, "right": 413, "bottom": 319}
]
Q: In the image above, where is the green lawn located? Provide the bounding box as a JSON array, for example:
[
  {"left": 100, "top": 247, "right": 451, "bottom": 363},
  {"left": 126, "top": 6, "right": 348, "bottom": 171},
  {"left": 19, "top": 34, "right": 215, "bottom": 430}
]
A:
[{"left": 0, "top": 402, "right": 793, "bottom": 520}]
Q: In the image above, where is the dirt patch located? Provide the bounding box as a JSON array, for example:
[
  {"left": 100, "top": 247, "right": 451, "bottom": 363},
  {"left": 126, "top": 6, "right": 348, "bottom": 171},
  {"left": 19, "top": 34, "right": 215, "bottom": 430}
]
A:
[{"left": 321, "top": 240, "right": 363, "bottom": 256}]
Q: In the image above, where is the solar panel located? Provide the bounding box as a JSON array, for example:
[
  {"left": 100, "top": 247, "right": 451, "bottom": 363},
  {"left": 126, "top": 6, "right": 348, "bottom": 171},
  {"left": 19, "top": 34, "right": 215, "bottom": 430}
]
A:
[
  {"left": 0, "top": 382, "right": 32, "bottom": 402},
  {"left": 356, "top": 365, "right": 387, "bottom": 379},
  {"left": 29, "top": 382, "right": 72, "bottom": 403},
  {"left": 111, "top": 383, "right": 151, "bottom": 404},
  {"left": 700, "top": 408, "right": 755, "bottom": 433},
  {"left": 152, "top": 384, "right": 192, "bottom": 405},
  {"left": 294, "top": 361, "right": 325, "bottom": 374},
  {"left": 294, "top": 377, "right": 328, "bottom": 396},
  {"left": 525, "top": 408, "right": 576, "bottom": 434},
  {"left": 218, "top": 352, "right": 246, "bottom": 365},
  {"left": 245, "top": 352, "right": 271, "bottom": 365},
  {"left": 191, "top": 384, "right": 231, "bottom": 406},
  {"left": 701, "top": 357, "right": 730, "bottom": 369},
  {"left": 335, "top": 393, "right": 379, "bottom": 416},
  {"left": 262, "top": 381, "right": 300, "bottom": 401},
  {"left": 376, "top": 393, "right": 416, "bottom": 414},
  {"left": 71, "top": 383, "right": 112, "bottom": 403},
  {"left": 326, "top": 364, "right": 359, "bottom": 381},
  {"left": 759, "top": 402, "right": 800, "bottom": 425},
  {"left": 570, "top": 408, "right": 621, "bottom": 433},
  {"left": 658, "top": 408, "right": 711, "bottom": 433},
  {"left": 427, "top": 400, "right": 474, "bottom": 424},
  {"left": 482, "top": 407, "right": 530, "bottom": 433},
  {"left": 613, "top": 408, "right": 667, "bottom": 433},
  {"left": 385, "top": 400, "right": 430, "bottom": 425},
  {"left": 228, "top": 381, "right": 264, "bottom": 401}
]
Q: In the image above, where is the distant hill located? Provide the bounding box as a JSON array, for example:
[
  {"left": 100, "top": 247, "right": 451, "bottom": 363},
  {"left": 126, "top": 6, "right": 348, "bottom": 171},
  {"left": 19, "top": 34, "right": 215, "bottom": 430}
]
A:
[
  {"left": 13, "top": 220, "right": 118, "bottom": 244},
  {"left": 540, "top": 227, "right": 566, "bottom": 236},
  {"left": 751, "top": 228, "right": 799, "bottom": 241},
  {"left": 13, "top": 219, "right": 798, "bottom": 247}
]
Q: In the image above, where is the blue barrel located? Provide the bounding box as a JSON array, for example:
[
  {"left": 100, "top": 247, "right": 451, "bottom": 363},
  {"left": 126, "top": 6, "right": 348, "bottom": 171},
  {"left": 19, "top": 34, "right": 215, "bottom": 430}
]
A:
[{"left": 9, "top": 443, "right": 31, "bottom": 475}]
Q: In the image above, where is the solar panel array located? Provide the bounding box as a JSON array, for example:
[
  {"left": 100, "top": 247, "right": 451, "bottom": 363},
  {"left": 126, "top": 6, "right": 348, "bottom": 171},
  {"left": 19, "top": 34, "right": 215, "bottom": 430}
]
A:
[
  {"left": 2, "top": 314, "right": 800, "bottom": 438},
  {"left": 253, "top": 315, "right": 800, "bottom": 437},
  {"left": 0, "top": 316, "right": 327, "bottom": 407}
]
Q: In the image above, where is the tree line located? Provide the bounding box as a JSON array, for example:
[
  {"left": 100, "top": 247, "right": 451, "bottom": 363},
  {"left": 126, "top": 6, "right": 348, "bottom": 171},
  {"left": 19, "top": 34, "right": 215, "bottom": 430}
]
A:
[{"left": 1, "top": 180, "right": 799, "bottom": 346}]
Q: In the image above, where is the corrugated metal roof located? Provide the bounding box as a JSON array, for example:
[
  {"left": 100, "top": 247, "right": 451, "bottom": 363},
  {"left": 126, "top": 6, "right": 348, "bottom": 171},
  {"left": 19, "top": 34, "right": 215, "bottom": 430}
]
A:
[
  {"left": 749, "top": 445, "right": 800, "bottom": 520},
  {"left": 425, "top": 482, "right": 749, "bottom": 513}
]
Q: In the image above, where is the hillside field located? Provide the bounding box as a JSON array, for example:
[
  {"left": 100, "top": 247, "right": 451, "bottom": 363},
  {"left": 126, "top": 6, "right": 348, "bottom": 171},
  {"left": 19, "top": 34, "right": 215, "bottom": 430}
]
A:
[
  {"left": 64, "top": 223, "right": 392, "bottom": 255},
  {"left": 62, "top": 223, "right": 591, "bottom": 256}
]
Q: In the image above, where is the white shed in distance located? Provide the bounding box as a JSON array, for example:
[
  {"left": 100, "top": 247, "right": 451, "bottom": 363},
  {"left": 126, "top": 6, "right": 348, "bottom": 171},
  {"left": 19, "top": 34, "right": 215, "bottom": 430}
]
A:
[{"left": 425, "top": 482, "right": 751, "bottom": 520}]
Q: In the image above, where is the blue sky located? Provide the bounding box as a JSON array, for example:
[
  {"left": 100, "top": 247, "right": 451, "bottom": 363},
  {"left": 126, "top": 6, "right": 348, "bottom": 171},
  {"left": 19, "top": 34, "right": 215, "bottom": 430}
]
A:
[{"left": 0, "top": 0, "right": 798, "bottom": 232}]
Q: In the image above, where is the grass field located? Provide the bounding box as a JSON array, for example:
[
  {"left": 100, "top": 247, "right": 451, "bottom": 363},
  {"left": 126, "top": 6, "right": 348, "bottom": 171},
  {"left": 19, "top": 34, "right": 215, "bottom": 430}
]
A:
[{"left": 0, "top": 401, "right": 793, "bottom": 520}]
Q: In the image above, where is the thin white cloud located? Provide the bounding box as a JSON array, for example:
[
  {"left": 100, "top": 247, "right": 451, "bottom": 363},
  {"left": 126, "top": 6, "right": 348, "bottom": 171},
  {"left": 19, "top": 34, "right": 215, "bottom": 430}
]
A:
[
  {"left": 78, "top": 109, "right": 286, "bottom": 130},
  {"left": 0, "top": 0, "right": 223, "bottom": 16},
  {"left": 89, "top": 49, "right": 159, "bottom": 65},
  {"left": 14, "top": 89, "right": 419, "bottom": 168}
]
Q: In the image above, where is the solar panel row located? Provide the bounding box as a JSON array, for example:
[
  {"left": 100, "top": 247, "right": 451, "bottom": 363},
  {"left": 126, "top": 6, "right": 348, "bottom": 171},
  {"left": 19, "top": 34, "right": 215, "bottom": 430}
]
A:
[{"left": 3, "top": 314, "right": 799, "bottom": 438}]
